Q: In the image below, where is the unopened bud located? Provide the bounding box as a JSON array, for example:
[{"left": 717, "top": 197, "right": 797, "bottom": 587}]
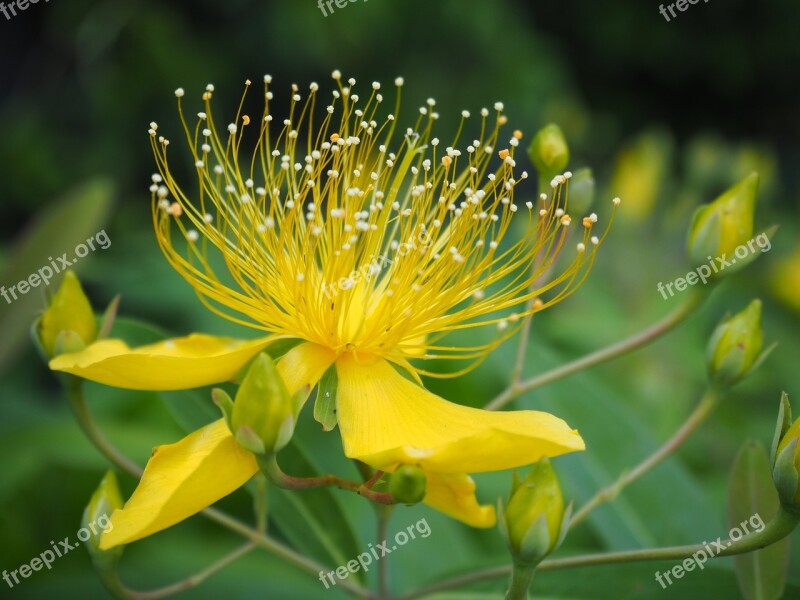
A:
[
  {"left": 773, "top": 394, "right": 800, "bottom": 511},
  {"left": 528, "top": 124, "right": 569, "bottom": 180},
  {"left": 38, "top": 271, "right": 97, "bottom": 357},
  {"left": 229, "top": 353, "right": 295, "bottom": 455},
  {"left": 687, "top": 172, "right": 759, "bottom": 273},
  {"left": 499, "top": 458, "right": 570, "bottom": 566},
  {"left": 707, "top": 299, "right": 767, "bottom": 389},
  {"left": 389, "top": 465, "right": 427, "bottom": 505},
  {"left": 83, "top": 471, "right": 124, "bottom": 575}
]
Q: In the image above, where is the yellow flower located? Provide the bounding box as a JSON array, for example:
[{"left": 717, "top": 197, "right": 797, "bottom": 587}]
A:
[{"left": 50, "top": 72, "right": 617, "bottom": 548}]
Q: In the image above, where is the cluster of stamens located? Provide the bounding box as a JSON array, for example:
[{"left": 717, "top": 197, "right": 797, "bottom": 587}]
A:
[{"left": 147, "top": 71, "right": 618, "bottom": 375}]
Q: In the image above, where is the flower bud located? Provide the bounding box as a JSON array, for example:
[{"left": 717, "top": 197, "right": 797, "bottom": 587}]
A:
[
  {"left": 527, "top": 124, "right": 569, "bottom": 180},
  {"left": 610, "top": 130, "right": 670, "bottom": 223},
  {"left": 389, "top": 465, "right": 427, "bottom": 505},
  {"left": 567, "top": 167, "right": 595, "bottom": 216},
  {"left": 230, "top": 352, "right": 295, "bottom": 455},
  {"left": 499, "top": 459, "right": 570, "bottom": 565},
  {"left": 82, "top": 471, "right": 124, "bottom": 575},
  {"left": 38, "top": 271, "right": 97, "bottom": 357},
  {"left": 706, "top": 299, "right": 767, "bottom": 389},
  {"left": 774, "top": 419, "right": 800, "bottom": 510},
  {"left": 687, "top": 172, "right": 759, "bottom": 271}
]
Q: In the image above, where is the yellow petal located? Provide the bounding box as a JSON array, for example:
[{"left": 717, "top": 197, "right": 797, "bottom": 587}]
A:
[
  {"left": 99, "top": 342, "right": 336, "bottom": 548},
  {"left": 49, "top": 334, "right": 278, "bottom": 390},
  {"left": 335, "top": 354, "right": 584, "bottom": 473},
  {"left": 423, "top": 472, "right": 496, "bottom": 528},
  {"left": 100, "top": 419, "right": 258, "bottom": 549},
  {"left": 277, "top": 342, "right": 337, "bottom": 398}
]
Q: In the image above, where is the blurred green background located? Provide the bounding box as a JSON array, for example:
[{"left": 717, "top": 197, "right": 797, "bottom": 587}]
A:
[{"left": 1, "top": 0, "right": 799, "bottom": 598}]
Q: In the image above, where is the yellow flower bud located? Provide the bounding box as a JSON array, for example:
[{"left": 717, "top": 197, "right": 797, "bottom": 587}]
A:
[
  {"left": 389, "top": 464, "right": 427, "bottom": 505},
  {"left": 230, "top": 353, "right": 295, "bottom": 455},
  {"left": 501, "top": 459, "right": 568, "bottom": 565},
  {"left": 687, "top": 172, "right": 759, "bottom": 271},
  {"left": 38, "top": 271, "right": 97, "bottom": 357},
  {"left": 527, "top": 124, "right": 569, "bottom": 179},
  {"left": 82, "top": 471, "right": 124, "bottom": 573},
  {"left": 706, "top": 299, "right": 765, "bottom": 389},
  {"left": 610, "top": 130, "right": 670, "bottom": 223}
]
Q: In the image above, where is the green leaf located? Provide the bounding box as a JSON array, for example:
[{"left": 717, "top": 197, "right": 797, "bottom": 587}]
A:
[
  {"left": 0, "top": 179, "right": 113, "bottom": 373},
  {"left": 269, "top": 439, "right": 362, "bottom": 580},
  {"left": 727, "top": 441, "right": 789, "bottom": 600},
  {"left": 314, "top": 365, "right": 338, "bottom": 431}
]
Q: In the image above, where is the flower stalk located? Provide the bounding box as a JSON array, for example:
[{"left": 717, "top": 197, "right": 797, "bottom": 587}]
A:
[
  {"left": 259, "top": 455, "right": 394, "bottom": 504},
  {"left": 570, "top": 387, "right": 722, "bottom": 528},
  {"left": 487, "top": 287, "right": 708, "bottom": 410},
  {"left": 398, "top": 506, "right": 799, "bottom": 600}
]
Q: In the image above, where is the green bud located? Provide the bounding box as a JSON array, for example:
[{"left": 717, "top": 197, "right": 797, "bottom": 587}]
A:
[
  {"left": 566, "top": 167, "right": 595, "bottom": 216},
  {"left": 499, "top": 459, "right": 570, "bottom": 566},
  {"left": 82, "top": 471, "right": 124, "bottom": 575},
  {"left": 230, "top": 353, "right": 295, "bottom": 455},
  {"left": 774, "top": 414, "right": 800, "bottom": 511},
  {"left": 687, "top": 172, "right": 759, "bottom": 272},
  {"left": 389, "top": 465, "right": 427, "bottom": 505},
  {"left": 38, "top": 271, "right": 97, "bottom": 357},
  {"left": 706, "top": 299, "right": 767, "bottom": 389},
  {"left": 528, "top": 124, "right": 569, "bottom": 180}
]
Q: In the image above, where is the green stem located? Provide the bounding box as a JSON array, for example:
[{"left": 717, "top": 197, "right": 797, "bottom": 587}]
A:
[
  {"left": 377, "top": 506, "right": 394, "bottom": 600},
  {"left": 66, "top": 380, "right": 373, "bottom": 599},
  {"left": 570, "top": 387, "right": 721, "bottom": 528},
  {"left": 118, "top": 543, "right": 255, "bottom": 600},
  {"left": 398, "top": 508, "right": 799, "bottom": 600},
  {"left": 66, "top": 380, "right": 143, "bottom": 477},
  {"left": 545, "top": 506, "right": 799, "bottom": 568},
  {"left": 260, "top": 455, "right": 394, "bottom": 505},
  {"left": 485, "top": 288, "right": 707, "bottom": 410},
  {"left": 505, "top": 563, "right": 536, "bottom": 600},
  {"left": 188, "top": 506, "right": 373, "bottom": 598},
  {"left": 254, "top": 473, "right": 268, "bottom": 533}
]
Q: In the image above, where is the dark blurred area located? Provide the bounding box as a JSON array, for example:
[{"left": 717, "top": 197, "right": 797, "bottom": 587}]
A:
[{"left": 0, "top": 0, "right": 798, "bottom": 240}]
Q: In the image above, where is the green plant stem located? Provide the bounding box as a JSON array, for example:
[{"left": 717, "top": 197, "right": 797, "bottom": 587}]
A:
[
  {"left": 398, "top": 508, "right": 799, "bottom": 600},
  {"left": 377, "top": 506, "right": 393, "bottom": 600},
  {"left": 486, "top": 289, "right": 706, "bottom": 410},
  {"left": 116, "top": 543, "right": 256, "bottom": 600},
  {"left": 254, "top": 474, "right": 268, "bottom": 533},
  {"left": 66, "top": 380, "right": 373, "bottom": 599},
  {"left": 187, "top": 505, "right": 373, "bottom": 598},
  {"left": 570, "top": 387, "right": 722, "bottom": 528},
  {"left": 66, "top": 381, "right": 143, "bottom": 477},
  {"left": 505, "top": 563, "right": 536, "bottom": 600},
  {"left": 260, "top": 455, "right": 394, "bottom": 504}
]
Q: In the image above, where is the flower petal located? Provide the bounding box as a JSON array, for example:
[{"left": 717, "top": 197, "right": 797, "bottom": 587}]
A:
[
  {"left": 276, "top": 342, "right": 337, "bottom": 402},
  {"left": 49, "top": 334, "right": 278, "bottom": 390},
  {"left": 99, "top": 342, "right": 336, "bottom": 548},
  {"left": 99, "top": 418, "right": 257, "bottom": 549},
  {"left": 424, "top": 472, "right": 496, "bottom": 528},
  {"left": 335, "top": 354, "right": 584, "bottom": 473}
]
